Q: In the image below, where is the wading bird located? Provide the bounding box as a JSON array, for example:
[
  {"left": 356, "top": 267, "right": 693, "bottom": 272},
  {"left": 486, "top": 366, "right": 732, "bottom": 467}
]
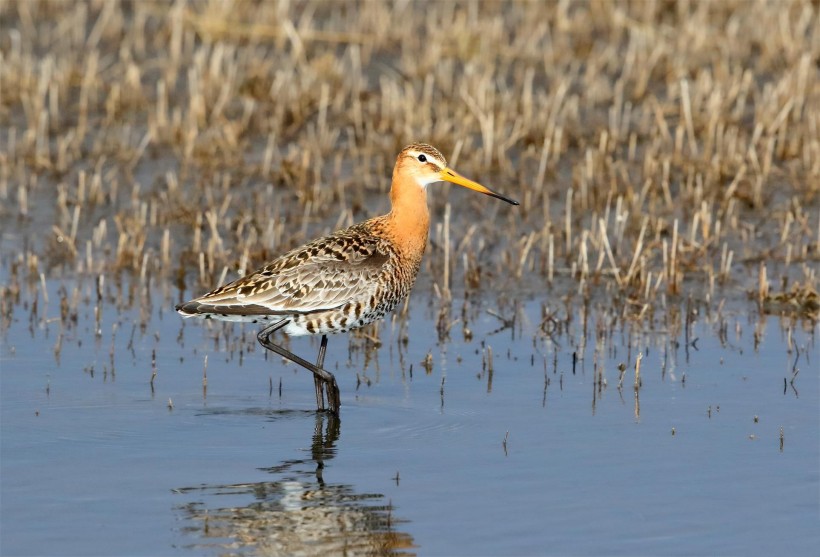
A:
[{"left": 176, "top": 143, "right": 518, "bottom": 414}]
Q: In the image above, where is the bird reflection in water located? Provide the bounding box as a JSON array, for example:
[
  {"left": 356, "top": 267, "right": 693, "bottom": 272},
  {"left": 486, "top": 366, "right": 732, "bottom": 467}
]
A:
[{"left": 174, "top": 413, "right": 414, "bottom": 555}]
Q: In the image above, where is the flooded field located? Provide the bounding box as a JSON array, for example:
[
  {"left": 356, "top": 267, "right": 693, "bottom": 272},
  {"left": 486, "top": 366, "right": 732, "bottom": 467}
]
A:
[
  {"left": 1, "top": 1, "right": 819, "bottom": 555},
  {"left": 2, "top": 277, "right": 818, "bottom": 555}
]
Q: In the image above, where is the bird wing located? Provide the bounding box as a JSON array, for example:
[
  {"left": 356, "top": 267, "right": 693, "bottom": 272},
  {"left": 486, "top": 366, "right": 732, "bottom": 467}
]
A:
[{"left": 178, "top": 230, "right": 393, "bottom": 317}]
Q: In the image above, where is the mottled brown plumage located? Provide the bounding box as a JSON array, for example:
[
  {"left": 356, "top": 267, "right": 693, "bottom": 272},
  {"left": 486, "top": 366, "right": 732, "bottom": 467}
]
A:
[
  {"left": 175, "top": 219, "right": 413, "bottom": 335},
  {"left": 176, "top": 143, "right": 518, "bottom": 414}
]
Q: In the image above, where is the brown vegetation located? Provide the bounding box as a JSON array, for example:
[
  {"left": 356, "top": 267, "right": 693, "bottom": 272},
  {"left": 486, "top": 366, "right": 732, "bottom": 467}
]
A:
[{"left": 1, "top": 0, "right": 817, "bottom": 328}]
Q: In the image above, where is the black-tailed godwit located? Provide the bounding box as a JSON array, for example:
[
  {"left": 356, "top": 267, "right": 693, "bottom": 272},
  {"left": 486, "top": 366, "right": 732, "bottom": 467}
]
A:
[{"left": 176, "top": 143, "right": 518, "bottom": 414}]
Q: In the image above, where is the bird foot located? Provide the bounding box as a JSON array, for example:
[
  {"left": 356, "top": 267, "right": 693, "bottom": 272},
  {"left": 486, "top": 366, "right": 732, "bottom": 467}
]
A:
[{"left": 323, "top": 376, "right": 341, "bottom": 415}]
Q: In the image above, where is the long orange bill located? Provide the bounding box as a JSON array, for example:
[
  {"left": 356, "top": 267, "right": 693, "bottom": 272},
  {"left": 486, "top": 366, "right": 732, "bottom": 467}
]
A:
[{"left": 440, "top": 167, "right": 519, "bottom": 205}]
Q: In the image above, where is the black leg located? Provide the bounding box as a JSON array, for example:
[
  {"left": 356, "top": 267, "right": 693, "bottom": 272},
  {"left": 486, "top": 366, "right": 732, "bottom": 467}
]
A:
[
  {"left": 314, "top": 335, "right": 328, "bottom": 411},
  {"left": 257, "top": 321, "right": 340, "bottom": 414}
]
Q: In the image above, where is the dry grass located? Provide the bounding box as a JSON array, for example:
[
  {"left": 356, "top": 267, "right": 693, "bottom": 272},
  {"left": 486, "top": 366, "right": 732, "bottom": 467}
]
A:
[{"left": 0, "top": 0, "right": 818, "bottom": 332}]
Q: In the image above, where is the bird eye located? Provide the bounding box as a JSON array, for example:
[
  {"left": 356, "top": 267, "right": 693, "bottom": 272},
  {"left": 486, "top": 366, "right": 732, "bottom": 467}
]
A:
[{"left": 417, "top": 154, "right": 427, "bottom": 163}]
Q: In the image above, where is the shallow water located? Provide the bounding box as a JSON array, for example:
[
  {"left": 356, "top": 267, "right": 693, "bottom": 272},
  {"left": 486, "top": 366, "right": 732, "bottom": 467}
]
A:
[{"left": 1, "top": 275, "right": 817, "bottom": 556}]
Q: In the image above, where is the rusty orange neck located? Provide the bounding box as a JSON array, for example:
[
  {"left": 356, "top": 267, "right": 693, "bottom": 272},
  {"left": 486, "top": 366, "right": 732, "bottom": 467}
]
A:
[{"left": 385, "top": 168, "right": 430, "bottom": 260}]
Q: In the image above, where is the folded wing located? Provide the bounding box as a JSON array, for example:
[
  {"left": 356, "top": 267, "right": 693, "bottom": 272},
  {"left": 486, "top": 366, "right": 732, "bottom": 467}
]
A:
[{"left": 177, "top": 231, "right": 393, "bottom": 319}]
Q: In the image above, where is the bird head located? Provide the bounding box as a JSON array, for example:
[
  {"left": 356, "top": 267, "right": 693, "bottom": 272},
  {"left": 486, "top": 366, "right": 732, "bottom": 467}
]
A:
[{"left": 396, "top": 143, "right": 519, "bottom": 205}]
